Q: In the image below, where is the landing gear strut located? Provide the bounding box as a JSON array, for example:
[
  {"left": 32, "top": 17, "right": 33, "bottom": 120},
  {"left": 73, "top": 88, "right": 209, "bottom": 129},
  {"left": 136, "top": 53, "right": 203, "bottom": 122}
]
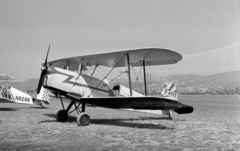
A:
[
  {"left": 40, "top": 102, "right": 45, "bottom": 108},
  {"left": 168, "top": 113, "right": 172, "bottom": 120},
  {"left": 56, "top": 96, "right": 90, "bottom": 126}
]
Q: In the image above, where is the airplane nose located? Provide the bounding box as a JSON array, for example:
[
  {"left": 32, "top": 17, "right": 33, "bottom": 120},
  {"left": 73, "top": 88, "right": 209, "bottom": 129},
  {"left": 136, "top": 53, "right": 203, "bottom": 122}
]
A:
[
  {"left": 37, "top": 67, "right": 55, "bottom": 93},
  {"left": 43, "top": 68, "right": 55, "bottom": 85},
  {"left": 45, "top": 67, "right": 53, "bottom": 75},
  {"left": 37, "top": 45, "right": 50, "bottom": 94}
]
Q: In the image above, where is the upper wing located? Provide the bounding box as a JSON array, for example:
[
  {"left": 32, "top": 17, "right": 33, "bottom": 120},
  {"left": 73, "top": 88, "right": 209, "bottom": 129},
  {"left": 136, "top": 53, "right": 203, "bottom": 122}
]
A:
[
  {"left": 45, "top": 48, "right": 182, "bottom": 71},
  {"left": 0, "top": 74, "right": 15, "bottom": 80}
]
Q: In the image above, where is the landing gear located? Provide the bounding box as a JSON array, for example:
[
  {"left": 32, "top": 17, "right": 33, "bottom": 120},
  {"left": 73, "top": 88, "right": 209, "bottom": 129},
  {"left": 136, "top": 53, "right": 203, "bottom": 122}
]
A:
[
  {"left": 168, "top": 113, "right": 172, "bottom": 120},
  {"left": 40, "top": 102, "right": 45, "bottom": 108},
  {"left": 56, "top": 96, "right": 90, "bottom": 126},
  {"left": 77, "top": 113, "right": 90, "bottom": 126},
  {"left": 56, "top": 110, "right": 68, "bottom": 122}
]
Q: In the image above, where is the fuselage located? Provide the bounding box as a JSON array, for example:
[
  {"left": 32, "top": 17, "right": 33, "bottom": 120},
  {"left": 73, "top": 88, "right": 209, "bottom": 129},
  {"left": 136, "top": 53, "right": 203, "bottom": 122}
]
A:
[
  {"left": 0, "top": 86, "right": 34, "bottom": 104},
  {"left": 44, "top": 66, "right": 111, "bottom": 98}
]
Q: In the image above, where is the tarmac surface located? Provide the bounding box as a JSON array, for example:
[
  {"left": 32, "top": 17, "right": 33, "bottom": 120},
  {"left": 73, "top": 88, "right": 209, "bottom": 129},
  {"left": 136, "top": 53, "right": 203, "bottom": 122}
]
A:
[{"left": 0, "top": 95, "right": 240, "bottom": 151}]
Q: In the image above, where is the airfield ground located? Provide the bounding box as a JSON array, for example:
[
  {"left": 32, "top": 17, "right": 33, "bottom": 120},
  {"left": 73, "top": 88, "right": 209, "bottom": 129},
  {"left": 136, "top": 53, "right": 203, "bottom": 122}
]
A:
[{"left": 0, "top": 95, "right": 240, "bottom": 151}]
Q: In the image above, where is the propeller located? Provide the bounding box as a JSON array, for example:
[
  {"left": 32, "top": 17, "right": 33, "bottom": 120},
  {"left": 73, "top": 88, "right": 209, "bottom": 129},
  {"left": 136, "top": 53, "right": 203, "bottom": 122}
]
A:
[{"left": 37, "top": 45, "right": 50, "bottom": 94}]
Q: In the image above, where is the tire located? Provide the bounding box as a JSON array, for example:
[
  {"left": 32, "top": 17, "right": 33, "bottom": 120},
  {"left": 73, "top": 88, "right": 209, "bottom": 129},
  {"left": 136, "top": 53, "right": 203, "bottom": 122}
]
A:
[
  {"left": 56, "top": 110, "right": 68, "bottom": 122},
  {"left": 77, "top": 113, "right": 90, "bottom": 126}
]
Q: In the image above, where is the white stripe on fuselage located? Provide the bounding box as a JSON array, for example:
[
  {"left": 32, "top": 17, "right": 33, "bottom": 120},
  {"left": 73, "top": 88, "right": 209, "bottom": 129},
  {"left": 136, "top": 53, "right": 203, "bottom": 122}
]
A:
[{"left": 48, "top": 67, "right": 92, "bottom": 97}]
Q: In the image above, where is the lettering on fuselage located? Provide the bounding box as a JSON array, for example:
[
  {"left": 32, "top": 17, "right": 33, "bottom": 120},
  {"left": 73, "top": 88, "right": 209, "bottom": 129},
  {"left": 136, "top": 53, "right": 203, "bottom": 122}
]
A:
[
  {"left": 164, "top": 90, "right": 177, "bottom": 98},
  {"left": 15, "top": 96, "right": 30, "bottom": 102}
]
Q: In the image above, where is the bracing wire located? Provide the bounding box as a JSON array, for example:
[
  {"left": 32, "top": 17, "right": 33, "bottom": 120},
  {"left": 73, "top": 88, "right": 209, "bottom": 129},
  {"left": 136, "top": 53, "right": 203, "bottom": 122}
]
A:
[
  {"left": 98, "top": 66, "right": 108, "bottom": 75},
  {"left": 149, "top": 62, "right": 152, "bottom": 93},
  {"left": 109, "top": 60, "right": 142, "bottom": 84},
  {"left": 132, "top": 65, "right": 144, "bottom": 94},
  {"left": 84, "top": 66, "right": 94, "bottom": 75},
  {"left": 89, "top": 60, "right": 142, "bottom": 96},
  {"left": 88, "top": 54, "right": 127, "bottom": 96}
]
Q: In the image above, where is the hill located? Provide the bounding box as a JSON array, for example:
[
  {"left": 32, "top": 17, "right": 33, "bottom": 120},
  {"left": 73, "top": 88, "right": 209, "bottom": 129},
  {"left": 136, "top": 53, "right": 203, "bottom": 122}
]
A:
[
  {"left": 5, "top": 70, "right": 240, "bottom": 95},
  {"left": 11, "top": 79, "right": 39, "bottom": 92},
  {"left": 116, "top": 70, "right": 240, "bottom": 95}
]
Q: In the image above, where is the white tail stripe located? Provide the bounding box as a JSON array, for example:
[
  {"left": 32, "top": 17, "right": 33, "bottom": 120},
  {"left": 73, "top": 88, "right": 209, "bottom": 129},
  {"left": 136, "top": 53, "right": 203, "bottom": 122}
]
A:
[
  {"left": 166, "top": 83, "right": 176, "bottom": 92},
  {"left": 161, "top": 82, "right": 178, "bottom": 101}
]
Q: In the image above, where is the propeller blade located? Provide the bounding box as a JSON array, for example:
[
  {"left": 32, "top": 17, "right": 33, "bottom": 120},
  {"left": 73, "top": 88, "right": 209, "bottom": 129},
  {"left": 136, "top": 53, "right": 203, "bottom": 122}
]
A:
[
  {"left": 44, "top": 44, "right": 50, "bottom": 67},
  {"left": 37, "top": 45, "right": 50, "bottom": 94},
  {"left": 37, "top": 69, "right": 47, "bottom": 94}
]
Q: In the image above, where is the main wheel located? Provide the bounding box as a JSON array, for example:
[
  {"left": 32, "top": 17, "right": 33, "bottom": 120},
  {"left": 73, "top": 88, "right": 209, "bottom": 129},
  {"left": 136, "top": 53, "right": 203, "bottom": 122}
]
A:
[
  {"left": 56, "top": 110, "right": 68, "bottom": 122},
  {"left": 77, "top": 113, "right": 90, "bottom": 126}
]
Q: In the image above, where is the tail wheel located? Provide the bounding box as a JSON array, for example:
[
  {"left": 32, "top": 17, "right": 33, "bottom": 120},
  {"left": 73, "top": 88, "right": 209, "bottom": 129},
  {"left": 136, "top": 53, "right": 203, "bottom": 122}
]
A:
[
  {"left": 41, "top": 102, "right": 45, "bottom": 108},
  {"left": 77, "top": 113, "right": 90, "bottom": 126},
  {"left": 56, "top": 110, "right": 68, "bottom": 122}
]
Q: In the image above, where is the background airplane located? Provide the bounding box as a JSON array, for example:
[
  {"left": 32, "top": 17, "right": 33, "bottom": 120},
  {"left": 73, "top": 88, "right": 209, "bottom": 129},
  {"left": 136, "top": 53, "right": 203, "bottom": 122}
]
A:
[
  {"left": 0, "top": 74, "right": 50, "bottom": 108},
  {"left": 37, "top": 46, "right": 194, "bottom": 126}
]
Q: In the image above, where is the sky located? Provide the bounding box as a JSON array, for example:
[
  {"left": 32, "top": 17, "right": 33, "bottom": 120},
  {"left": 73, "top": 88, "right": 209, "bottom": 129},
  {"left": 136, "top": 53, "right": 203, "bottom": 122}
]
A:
[{"left": 0, "top": 0, "right": 239, "bottom": 81}]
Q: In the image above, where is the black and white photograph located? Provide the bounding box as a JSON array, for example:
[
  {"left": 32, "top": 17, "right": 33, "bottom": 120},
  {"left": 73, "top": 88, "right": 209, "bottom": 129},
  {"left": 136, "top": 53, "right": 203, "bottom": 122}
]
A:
[{"left": 0, "top": 0, "right": 239, "bottom": 150}]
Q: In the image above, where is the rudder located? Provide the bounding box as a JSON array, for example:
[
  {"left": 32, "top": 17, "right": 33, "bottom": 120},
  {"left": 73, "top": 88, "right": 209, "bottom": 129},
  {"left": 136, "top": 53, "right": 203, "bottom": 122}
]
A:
[{"left": 161, "top": 82, "right": 178, "bottom": 100}]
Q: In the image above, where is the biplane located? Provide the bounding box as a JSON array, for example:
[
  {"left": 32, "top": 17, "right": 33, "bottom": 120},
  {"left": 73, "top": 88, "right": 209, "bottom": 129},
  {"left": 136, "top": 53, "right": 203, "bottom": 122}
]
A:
[
  {"left": 0, "top": 74, "right": 50, "bottom": 108},
  {"left": 37, "top": 46, "right": 194, "bottom": 126}
]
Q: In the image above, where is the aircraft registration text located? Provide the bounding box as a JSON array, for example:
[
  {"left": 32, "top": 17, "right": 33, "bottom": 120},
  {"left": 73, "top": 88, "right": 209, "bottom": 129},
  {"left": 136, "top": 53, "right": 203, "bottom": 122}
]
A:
[
  {"left": 15, "top": 96, "right": 30, "bottom": 102},
  {"left": 164, "top": 90, "right": 177, "bottom": 98}
]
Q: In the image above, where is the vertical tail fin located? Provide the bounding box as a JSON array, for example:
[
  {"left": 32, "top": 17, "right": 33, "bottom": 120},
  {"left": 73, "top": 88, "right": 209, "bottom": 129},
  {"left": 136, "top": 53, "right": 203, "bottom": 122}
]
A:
[
  {"left": 36, "top": 87, "right": 50, "bottom": 105},
  {"left": 161, "top": 82, "right": 178, "bottom": 100}
]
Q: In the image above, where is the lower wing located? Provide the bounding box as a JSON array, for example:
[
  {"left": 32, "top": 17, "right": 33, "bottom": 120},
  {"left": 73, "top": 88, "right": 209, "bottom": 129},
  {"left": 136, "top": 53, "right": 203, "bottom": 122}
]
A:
[
  {"left": 0, "top": 98, "right": 15, "bottom": 103},
  {"left": 44, "top": 85, "right": 193, "bottom": 114},
  {"left": 81, "top": 96, "right": 193, "bottom": 114}
]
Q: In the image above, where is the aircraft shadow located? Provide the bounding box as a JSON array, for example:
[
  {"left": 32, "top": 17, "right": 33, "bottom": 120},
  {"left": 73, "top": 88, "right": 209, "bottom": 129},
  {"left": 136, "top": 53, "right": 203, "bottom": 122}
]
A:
[
  {"left": 0, "top": 108, "right": 18, "bottom": 111},
  {"left": 91, "top": 117, "right": 174, "bottom": 130},
  {"left": 138, "top": 117, "right": 186, "bottom": 121},
  {"left": 38, "top": 114, "right": 77, "bottom": 124},
  {"left": 30, "top": 107, "right": 48, "bottom": 109},
  {"left": 41, "top": 114, "right": 176, "bottom": 129}
]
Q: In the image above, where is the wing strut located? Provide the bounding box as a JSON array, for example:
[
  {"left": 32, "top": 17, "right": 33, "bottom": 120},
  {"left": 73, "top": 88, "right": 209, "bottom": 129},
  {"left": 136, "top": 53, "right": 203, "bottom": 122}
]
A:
[
  {"left": 127, "top": 53, "right": 132, "bottom": 96},
  {"left": 88, "top": 65, "right": 98, "bottom": 83},
  {"left": 88, "top": 54, "right": 127, "bottom": 96},
  {"left": 7, "top": 79, "right": 9, "bottom": 98},
  {"left": 75, "top": 59, "right": 83, "bottom": 79},
  {"left": 142, "top": 60, "right": 147, "bottom": 96}
]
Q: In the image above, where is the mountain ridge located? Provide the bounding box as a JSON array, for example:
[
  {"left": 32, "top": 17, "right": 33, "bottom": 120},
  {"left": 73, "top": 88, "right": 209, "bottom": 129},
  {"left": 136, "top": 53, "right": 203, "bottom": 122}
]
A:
[{"left": 6, "top": 70, "right": 240, "bottom": 95}]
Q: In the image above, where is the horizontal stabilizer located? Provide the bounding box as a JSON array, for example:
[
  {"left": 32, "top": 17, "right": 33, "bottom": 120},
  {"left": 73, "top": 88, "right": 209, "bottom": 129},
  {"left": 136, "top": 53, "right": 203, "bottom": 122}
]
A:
[{"left": 173, "top": 105, "right": 194, "bottom": 114}]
